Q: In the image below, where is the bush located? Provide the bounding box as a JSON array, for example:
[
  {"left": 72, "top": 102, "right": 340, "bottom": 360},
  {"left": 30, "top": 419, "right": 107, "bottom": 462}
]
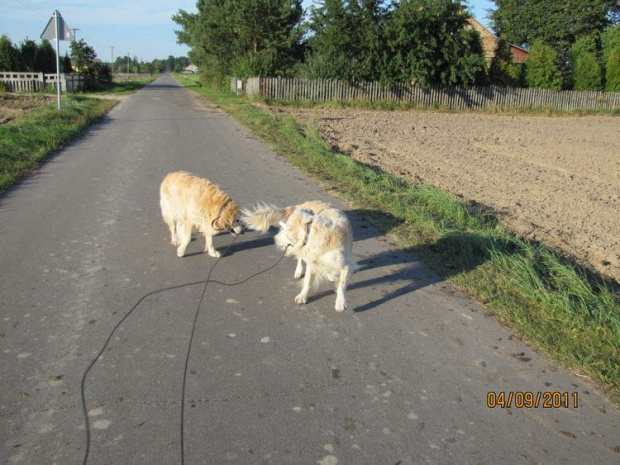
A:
[
  {"left": 573, "top": 52, "right": 603, "bottom": 90},
  {"left": 605, "top": 47, "right": 620, "bottom": 91},
  {"left": 525, "top": 41, "right": 563, "bottom": 90},
  {"left": 489, "top": 40, "right": 526, "bottom": 87},
  {"left": 83, "top": 62, "right": 113, "bottom": 91}
]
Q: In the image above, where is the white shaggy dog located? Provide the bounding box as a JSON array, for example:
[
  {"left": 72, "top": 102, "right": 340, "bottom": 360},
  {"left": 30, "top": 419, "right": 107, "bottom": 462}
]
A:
[
  {"left": 243, "top": 201, "right": 355, "bottom": 311},
  {"left": 160, "top": 171, "right": 243, "bottom": 258}
]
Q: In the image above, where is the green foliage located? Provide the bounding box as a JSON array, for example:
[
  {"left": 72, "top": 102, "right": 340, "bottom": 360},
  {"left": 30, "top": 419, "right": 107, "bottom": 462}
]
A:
[
  {"left": 84, "top": 62, "right": 113, "bottom": 91},
  {"left": 70, "top": 39, "right": 97, "bottom": 70},
  {"left": 174, "top": 0, "right": 486, "bottom": 87},
  {"left": 488, "top": 39, "right": 525, "bottom": 87},
  {"left": 605, "top": 47, "right": 620, "bottom": 91},
  {"left": 601, "top": 24, "right": 620, "bottom": 63},
  {"left": 0, "top": 36, "right": 62, "bottom": 73},
  {"left": 491, "top": 0, "right": 618, "bottom": 87},
  {"left": 491, "top": 0, "right": 617, "bottom": 50},
  {"left": 385, "top": 0, "right": 487, "bottom": 86},
  {"left": 0, "top": 35, "right": 20, "bottom": 71},
  {"left": 0, "top": 96, "right": 116, "bottom": 193},
  {"left": 305, "top": 0, "right": 487, "bottom": 87},
  {"left": 525, "top": 40, "right": 563, "bottom": 89},
  {"left": 173, "top": 0, "right": 304, "bottom": 81},
  {"left": 302, "top": 0, "right": 388, "bottom": 82},
  {"left": 36, "top": 40, "right": 57, "bottom": 73},
  {"left": 18, "top": 39, "right": 38, "bottom": 72},
  {"left": 573, "top": 52, "right": 603, "bottom": 90}
]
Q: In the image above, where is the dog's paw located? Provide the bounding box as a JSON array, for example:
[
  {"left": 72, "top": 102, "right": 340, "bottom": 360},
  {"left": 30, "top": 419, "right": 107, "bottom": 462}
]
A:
[
  {"left": 293, "top": 270, "right": 304, "bottom": 279},
  {"left": 171, "top": 238, "right": 180, "bottom": 246},
  {"left": 207, "top": 250, "right": 221, "bottom": 258},
  {"left": 295, "top": 293, "right": 308, "bottom": 305},
  {"left": 335, "top": 300, "right": 347, "bottom": 312},
  {"left": 176, "top": 248, "right": 186, "bottom": 258}
]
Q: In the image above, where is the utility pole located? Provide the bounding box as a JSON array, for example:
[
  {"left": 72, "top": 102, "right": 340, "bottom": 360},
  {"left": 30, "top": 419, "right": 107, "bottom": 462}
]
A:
[
  {"left": 110, "top": 46, "right": 115, "bottom": 67},
  {"left": 70, "top": 28, "right": 80, "bottom": 41}
]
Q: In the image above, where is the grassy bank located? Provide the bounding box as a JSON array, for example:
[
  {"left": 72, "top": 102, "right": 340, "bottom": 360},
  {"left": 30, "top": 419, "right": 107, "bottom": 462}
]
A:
[
  {"left": 0, "top": 95, "right": 116, "bottom": 193},
  {"left": 260, "top": 96, "right": 620, "bottom": 117},
  {"left": 103, "top": 75, "right": 158, "bottom": 95},
  {"left": 176, "top": 74, "right": 619, "bottom": 401}
]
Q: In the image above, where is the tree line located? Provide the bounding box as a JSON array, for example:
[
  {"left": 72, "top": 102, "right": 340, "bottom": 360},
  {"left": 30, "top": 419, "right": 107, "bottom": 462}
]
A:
[
  {"left": 0, "top": 35, "right": 190, "bottom": 84},
  {"left": 173, "top": 0, "right": 620, "bottom": 91}
]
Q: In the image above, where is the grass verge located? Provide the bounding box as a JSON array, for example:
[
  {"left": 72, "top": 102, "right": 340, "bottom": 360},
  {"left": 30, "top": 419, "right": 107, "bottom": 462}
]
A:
[
  {"left": 0, "top": 95, "right": 117, "bottom": 193},
  {"left": 102, "top": 75, "right": 158, "bottom": 95},
  {"left": 175, "top": 74, "right": 619, "bottom": 402},
  {"left": 261, "top": 97, "right": 620, "bottom": 116}
]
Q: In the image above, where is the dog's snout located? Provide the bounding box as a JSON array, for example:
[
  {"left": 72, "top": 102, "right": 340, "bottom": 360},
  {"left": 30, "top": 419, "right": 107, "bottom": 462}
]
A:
[{"left": 231, "top": 225, "right": 244, "bottom": 236}]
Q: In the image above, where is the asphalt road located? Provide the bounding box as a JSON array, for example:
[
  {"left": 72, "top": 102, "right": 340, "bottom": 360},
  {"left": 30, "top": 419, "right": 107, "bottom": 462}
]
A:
[{"left": 1, "top": 74, "right": 618, "bottom": 464}]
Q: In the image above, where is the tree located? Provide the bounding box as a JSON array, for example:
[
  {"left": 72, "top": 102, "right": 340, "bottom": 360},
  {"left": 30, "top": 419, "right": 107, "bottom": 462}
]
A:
[
  {"left": 490, "top": 0, "right": 618, "bottom": 50},
  {"left": 525, "top": 40, "right": 563, "bottom": 89},
  {"left": 488, "top": 39, "right": 525, "bottom": 87},
  {"left": 605, "top": 47, "right": 620, "bottom": 90},
  {"left": 70, "top": 39, "right": 97, "bottom": 70},
  {"left": 18, "top": 39, "right": 38, "bottom": 71},
  {"left": 0, "top": 35, "right": 19, "bottom": 71},
  {"left": 173, "top": 0, "right": 304, "bottom": 82},
  {"left": 601, "top": 24, "right": 620, "bottom": 63},
  {"left": 301, "top": 0, "right": 389, "bottom": 82},
  {"left": 61, "top": 54, "right": 73, "bottom": 73},
  {"left": 301, "top": 0, "right": 363, "bottom": 80},
  {"left": 573, "top": 53, "right": 603, "bottom": 90},
  {"left": 385, "top": 0, "right": 486, "bottom": 87},
  {"left": 571, "top": 36, "right": 603, "bottom": 90},
  {"left": 36, "top": 40, "right": 57, "bottom": 73},
  {"left": 490, "top": 0, "right": 618, "bottom": 86}
]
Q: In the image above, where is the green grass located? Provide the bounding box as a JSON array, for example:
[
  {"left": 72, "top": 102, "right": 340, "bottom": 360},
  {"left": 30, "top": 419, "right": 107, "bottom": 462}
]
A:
[
  {"left": 102, "top": 75, "right": 158, "bottom": 94},
  {"left": 0, "top": 95, "right": 117, "bottom": 193},
  {"left": 175, "top": 73, "right": 620, "bottom": 401},
  {"left": 263, "top": 97, "right": 620, "bottom": 116}
]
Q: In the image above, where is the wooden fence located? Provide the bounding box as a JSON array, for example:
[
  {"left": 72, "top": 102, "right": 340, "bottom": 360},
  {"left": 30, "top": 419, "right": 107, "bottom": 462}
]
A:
[
  {"left": 0, "top": 72, "right": 85, "bottom": 93},
  {"left": 232, "top": 77, "right": 620, "bottom": 112}
]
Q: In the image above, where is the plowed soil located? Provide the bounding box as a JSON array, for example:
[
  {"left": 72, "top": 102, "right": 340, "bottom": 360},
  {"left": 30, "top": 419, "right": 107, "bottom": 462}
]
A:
[
  {"left": 285, "top": 107, "right": 620, "bottom": 283},
  {"left": 0, "top": 94, "right": 54, "bottom": 125}
]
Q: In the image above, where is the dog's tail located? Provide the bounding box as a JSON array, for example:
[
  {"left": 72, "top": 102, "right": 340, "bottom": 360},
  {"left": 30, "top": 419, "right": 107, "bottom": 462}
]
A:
[{"left": 241, "top": 203, "right": 296, "bottom": 233}]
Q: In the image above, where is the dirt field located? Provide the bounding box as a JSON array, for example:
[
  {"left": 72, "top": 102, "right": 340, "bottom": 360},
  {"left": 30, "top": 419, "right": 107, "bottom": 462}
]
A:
[
  {"left": 0, "top": 94, "right": 55, "bottom": 125},
  {"left": 285, "top": 107, "right": 620, "bottom": 283}
]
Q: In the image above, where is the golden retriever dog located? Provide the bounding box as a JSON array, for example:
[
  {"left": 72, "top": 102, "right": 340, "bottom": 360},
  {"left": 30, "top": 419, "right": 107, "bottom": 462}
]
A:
[
  {"left": 243, "top": 201, "right": 355, "bottom": 311},
  {"left": 160, "top": 171, "right": 243, "bottom": 258}
]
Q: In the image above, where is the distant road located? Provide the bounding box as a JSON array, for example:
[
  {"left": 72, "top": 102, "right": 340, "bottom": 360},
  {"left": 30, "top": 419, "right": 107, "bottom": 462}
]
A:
[{"left": 1, "top": 74, "right": 617, "bottom": 464}]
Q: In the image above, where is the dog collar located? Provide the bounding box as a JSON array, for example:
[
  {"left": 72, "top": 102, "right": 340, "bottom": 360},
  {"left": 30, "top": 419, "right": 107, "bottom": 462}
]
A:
[{"left": 211, "top": 200, "right": 231, "bottom": 232}]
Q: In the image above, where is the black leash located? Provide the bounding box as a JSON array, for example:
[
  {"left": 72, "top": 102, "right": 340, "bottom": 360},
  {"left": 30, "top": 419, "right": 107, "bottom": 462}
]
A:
[{"left": 80, "top": 236, "right": 289, "bottom": 465}]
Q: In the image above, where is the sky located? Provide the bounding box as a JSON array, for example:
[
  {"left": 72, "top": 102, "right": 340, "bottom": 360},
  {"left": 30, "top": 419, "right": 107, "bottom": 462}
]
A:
[{"left": 2, "top": 0, "right": 496, "bottom": 64}]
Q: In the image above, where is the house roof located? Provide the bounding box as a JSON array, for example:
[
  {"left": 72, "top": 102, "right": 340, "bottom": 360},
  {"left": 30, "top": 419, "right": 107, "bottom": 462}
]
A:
[{"left": 467, "top": 16, "right": 529, "bottom": 64}]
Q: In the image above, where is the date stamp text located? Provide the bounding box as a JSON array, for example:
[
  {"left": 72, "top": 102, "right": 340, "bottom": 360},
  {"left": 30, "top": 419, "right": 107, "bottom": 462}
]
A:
[{"left": 487, "top": 391, "right": 579, "bottom": 409}]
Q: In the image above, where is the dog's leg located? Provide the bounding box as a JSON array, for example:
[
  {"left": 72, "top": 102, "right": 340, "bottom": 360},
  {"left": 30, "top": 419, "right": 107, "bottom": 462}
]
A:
[
  {"left": 295, "top": 263, "right": 313, "bottom": 305},
  {"left": 176, "top": 221, "right": 192, "bottom": 257},
  {"left": 204, "top": 233, "right": 221, "bottom": 258},
  {"left": 162, "top": 213, "right": 179, "bottom": 246},
  {"left": 334, "top": 266, "right": 351, "bottom": 312},
  {"left": 294, "top": 258, "right": 305, "bottom": 279}
]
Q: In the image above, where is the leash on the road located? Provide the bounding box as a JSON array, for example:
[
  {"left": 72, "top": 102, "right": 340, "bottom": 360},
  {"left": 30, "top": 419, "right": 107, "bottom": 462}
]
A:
[{"left": 79, "top": 235, "right": 290, "bottom": 465}]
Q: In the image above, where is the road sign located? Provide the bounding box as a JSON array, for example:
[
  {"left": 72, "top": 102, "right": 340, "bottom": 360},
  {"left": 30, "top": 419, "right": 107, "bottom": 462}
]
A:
[
  {"left": 41, "top": 10, "right": 74, "bottom": 41},
  {"left": 41, "top": 11, "right": 74, "bottom": 109}
]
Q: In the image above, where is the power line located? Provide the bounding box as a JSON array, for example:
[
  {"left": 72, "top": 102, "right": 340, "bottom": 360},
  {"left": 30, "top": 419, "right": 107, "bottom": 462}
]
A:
[{"left": 12, "top": 0, "right": 48, "bottom": 19}]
